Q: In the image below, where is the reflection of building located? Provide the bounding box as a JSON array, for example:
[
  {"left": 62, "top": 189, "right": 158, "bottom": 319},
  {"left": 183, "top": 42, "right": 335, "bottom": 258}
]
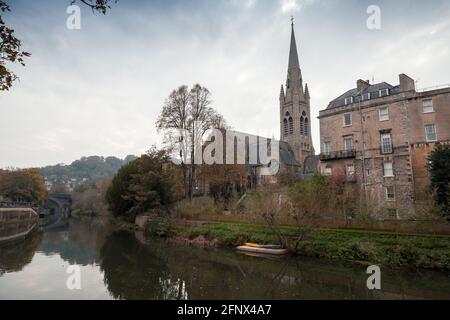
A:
[{"left": 318, "top": 75, "right": 450, "bottom": 218}]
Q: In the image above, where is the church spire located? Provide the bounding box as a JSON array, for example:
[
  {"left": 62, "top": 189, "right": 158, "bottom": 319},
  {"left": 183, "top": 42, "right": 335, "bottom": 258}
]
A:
[
  {"left": 285, "top": 18, "right": 303, "bottom": 100},
  {"left": 288, "top": 17, "right": 301, "bottom": 74}
]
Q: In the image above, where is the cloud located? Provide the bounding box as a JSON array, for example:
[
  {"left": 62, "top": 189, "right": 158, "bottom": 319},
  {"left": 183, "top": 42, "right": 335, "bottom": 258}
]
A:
[{"left": 281, "top": 0, "right": 315, "bottom": 14}]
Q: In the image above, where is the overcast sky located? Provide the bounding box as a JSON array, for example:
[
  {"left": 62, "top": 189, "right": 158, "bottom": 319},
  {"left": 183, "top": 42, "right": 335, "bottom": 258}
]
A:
[{"left": 1, "top": 0, "right": 450, "bottom": 168}]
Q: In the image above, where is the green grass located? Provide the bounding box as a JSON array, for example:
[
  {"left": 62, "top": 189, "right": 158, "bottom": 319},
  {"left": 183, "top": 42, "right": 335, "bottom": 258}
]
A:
[{"left": 180, "top": 222, "right": 450, "bottom": 271}]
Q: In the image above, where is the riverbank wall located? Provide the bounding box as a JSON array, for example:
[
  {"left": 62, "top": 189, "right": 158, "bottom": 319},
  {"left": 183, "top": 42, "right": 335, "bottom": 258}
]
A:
[{"left": 0, "top": 208, "right": 39, "bottom": 242}]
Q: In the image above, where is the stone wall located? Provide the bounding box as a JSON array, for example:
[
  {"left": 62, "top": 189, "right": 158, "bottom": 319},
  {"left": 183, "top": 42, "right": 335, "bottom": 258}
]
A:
[{"left": 318, "top": 82, "right": 450, "bottom": 219}]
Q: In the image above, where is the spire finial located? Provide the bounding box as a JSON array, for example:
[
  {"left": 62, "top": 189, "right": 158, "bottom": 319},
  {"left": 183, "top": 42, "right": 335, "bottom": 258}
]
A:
[{"left": 291, "top": 16, "right": 294, "bottom": 27}]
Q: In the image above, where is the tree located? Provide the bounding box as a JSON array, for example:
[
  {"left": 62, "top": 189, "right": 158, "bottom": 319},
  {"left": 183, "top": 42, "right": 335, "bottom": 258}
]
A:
[
  {"left": 105, "top": 159, "right": 139, "bottom": 219},
  {"left": 71, "top": 0, "right": 117, "bottom": 14},
  {"left": 156, "top": 84, "right": 225, "bottom": 200},
  {"left": 428, "top": 144, "right": 450, "bottom": 219},
  {"left": 200, "top": 163, "right": 246, "bottom": 210},
  {"left": 0, "top": 169, "right": 48, "bottom": 204},
  {"left": 106, "top": 148, "right": 176, "bottom": 221},
  {"left": 0, "top": 0, "right": 116, "bottom": 91},
  {"left": 72, "top": 177, "right": 111, "bottom": 215},
  {"left": 123, "top": 148, "right": 175, "bottom": 218},
  {"left": 0, "top": 1, "right": 30, "bottom": 91},
  {"left": 50, "top": 181, "right": 69, "bottom": 194}
]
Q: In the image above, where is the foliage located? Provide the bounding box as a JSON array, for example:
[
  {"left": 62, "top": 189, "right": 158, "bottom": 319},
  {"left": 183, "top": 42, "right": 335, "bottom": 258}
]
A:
[
  {"left": 72, "top": 177, "right": 111, "bottom": 215},
  {"left": 199, "top": 162, "right": 246, "bottom": 210},
  {"left": 182, "top": 222, "right": 450, "bottom": 271},
  {"left": 40, "top": 155, "right": 136, "bottom": 185},
  {"left": 72, "top": 0, "right": 117, "bottom": 14},
  {"left": 428, "top": 144, "right": 450, "bottom": 219},
  {"left": 106, "top": 148, "right": 175, "bottom": 221},
  {"left": 50, "top": 181, "right": 69, "bottom": 194},
  {"left": 288, "top": 174, "right": 359, "bottom": 220},
  {"left": 0, "top": 0, "right": 30, "bottom": 91},
  {"left": 0, "top": 168, "right": 48, "bottom": 204},
  {"left": 147, "top": 215, "right": 176, "bottom": 238}
]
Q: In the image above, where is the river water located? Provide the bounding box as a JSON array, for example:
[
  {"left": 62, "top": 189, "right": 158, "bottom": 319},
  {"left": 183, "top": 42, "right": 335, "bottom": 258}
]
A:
[{"left": 0, "top": 218, "right": 449, "bottom": 300}]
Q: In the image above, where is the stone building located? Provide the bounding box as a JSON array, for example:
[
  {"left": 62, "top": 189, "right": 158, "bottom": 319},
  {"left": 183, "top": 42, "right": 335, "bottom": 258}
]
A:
[
  {"left": 318, "top": 74, "right": 450, "bottom": 219},
  {"left": 279, "top": 21, "right": 315, "bottom": 168}
]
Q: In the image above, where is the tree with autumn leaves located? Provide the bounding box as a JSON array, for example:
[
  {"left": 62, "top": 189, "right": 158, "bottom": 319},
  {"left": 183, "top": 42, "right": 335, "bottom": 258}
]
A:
[{"left": 0, "top": 168, "right": 48, "bottom": 204}]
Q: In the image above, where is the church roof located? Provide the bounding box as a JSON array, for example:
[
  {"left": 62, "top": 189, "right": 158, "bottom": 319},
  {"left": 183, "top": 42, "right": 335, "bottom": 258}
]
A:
[
  {"left": 279, "top": 141, "right": 301, "bottom": 167},
  {"left": 303, "top": 155, "right": 320, "bottom": 175}
]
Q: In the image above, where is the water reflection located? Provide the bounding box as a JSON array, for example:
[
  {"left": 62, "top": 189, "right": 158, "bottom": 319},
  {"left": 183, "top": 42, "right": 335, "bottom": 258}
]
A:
[
  {"left": 0, "top": 218, "right": 449, "bottom": 300},
  {"left": 0, "top": 231, "right": 42, "bottom": 276}
]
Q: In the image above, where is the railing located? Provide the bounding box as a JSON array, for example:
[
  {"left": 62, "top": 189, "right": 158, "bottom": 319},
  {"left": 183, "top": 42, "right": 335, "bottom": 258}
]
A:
[
  {"left": 0, "top": 201, "right": 35, "bottom": 209},
  {"left": 417, "top": 84, "right": 450, "bottom": 93},
  {"left": 319, "top": 150, "right": 357, "bottom": 161}
]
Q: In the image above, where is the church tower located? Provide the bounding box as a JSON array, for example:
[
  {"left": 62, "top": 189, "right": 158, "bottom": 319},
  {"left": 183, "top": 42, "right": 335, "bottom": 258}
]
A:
[{"left": 279, "top": 20, "right": 315, "bottom": 166}]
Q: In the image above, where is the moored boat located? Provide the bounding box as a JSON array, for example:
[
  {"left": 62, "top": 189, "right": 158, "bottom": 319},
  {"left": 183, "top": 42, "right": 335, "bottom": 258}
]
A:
[{"left": 237, "top": 245, "right": 289, "bottom": 255}]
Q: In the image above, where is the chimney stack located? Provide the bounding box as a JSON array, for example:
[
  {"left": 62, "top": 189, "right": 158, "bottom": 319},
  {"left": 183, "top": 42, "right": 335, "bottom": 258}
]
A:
[
  {"left": 399, "top": 73, "right": 416, "bottom": 92},
  {"left": 357, "top": 79, "right": 371, "bottom": 92}
]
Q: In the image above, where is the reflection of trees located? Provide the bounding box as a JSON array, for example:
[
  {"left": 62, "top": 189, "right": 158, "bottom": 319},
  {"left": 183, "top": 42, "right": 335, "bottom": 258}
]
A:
[
  {"left": 39, "top": 218, "right": 113, "bottom": 266},
  {"left": 0, "top": 231, "right": 42, "bottom": 275},
  {"left": 99, "top": 231, "right": 177, "bottom": 300}
]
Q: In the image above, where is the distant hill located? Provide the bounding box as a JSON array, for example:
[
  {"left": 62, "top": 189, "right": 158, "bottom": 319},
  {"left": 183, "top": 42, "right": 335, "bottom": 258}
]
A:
[{"left": 40, "top": 155, "right": 137, "bottom": 186}]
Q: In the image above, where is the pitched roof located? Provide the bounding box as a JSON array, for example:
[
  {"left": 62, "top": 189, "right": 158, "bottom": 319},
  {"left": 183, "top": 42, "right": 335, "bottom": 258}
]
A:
[
  {"left": 279, "top": 141, "right": 301, "bottom": 166},
  {"left": 327, "top": 82, "right": 401, "bottom": 110}
]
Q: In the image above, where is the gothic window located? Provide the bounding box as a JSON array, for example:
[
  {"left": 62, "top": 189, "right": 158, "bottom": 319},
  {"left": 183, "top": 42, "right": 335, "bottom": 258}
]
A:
[
  {"left": 283, "top": 119, "right": 288, "bottom": 137},
  {"left": 289, "top": 117, "right": 294, "bottom": 135},
  {"left": 304, "top": 118, "right": 309, "bottom": 136},
  {"left": 300, "top": 117, "right": 304, "bottom": 135}
]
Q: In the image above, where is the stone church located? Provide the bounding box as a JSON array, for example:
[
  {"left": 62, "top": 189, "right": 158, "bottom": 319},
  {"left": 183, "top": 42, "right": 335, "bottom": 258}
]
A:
[{"left": 270, "top": 21, "right": 319, "bottom": 181}]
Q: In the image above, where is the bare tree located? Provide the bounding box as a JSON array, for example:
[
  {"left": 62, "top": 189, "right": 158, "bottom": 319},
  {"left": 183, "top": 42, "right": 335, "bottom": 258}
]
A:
[
  {"left": 156, "top": 85, "right": 190, "bottom": 197},
  {"left": 156, "top": 84, "right": 225, "bottom": 200}
]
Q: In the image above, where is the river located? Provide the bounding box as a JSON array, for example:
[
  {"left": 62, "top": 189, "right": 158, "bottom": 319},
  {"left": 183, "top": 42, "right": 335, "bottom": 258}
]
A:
[{"left": 0, "top": 218, "right": 449, "bottom": 300}]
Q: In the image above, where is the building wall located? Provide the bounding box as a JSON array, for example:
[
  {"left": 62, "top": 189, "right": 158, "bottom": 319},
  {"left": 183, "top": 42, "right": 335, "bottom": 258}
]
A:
[
  {"left": 408, "top": 90, "right": 450, "bottom": 202},
  {"left": 318, "top": 82, "right": 450, "bottom": 220}
]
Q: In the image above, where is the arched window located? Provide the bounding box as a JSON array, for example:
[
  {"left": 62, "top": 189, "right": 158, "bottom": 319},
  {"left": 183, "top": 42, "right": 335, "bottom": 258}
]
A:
[
  {"left": 300, "top": 116, "right": 304, "bottom": 136},
  {"left": 304, "top": 118, "right": 309, "bottom": 136},
  {"left": 283, "top": 119, "right": 288, "bottom": 137},
  {"left": 289, "top": 117, "right": 294, "bottom": 135}
]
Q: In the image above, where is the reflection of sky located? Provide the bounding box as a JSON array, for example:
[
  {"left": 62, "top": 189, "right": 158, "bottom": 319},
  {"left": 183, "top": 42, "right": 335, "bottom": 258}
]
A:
[
  {"left": 0, "top": 253, "right": 111, "bottom": 300},
  {"left": 1, "top": 0, "right": 450, "bottom": 167}
]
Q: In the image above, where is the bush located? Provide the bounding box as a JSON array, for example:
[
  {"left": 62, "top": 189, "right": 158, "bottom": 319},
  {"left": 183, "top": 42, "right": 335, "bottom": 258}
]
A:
[
  {"left": 428, "top": 144, "right": 450, "bottom": 219},
  {"left": 106, "top": 147, "right": 175, "bottom": 221},
  {"left": 147, "top": 215, "right": 175, "bottom": 238}
]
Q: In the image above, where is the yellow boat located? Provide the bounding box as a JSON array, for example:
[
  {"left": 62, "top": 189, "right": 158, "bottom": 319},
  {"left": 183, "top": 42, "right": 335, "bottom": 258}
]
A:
[
  {"left": 237, "top": 245, "right": 289, "bottom": 256},
  {"left": 245, "top": 243, "right": 282, "bottom": 249}
]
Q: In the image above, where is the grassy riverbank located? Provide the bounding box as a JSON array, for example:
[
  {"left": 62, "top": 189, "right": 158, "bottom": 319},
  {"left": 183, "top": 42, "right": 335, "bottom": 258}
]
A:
[{"left": 176, "top": 222, "right": 450, "bottom": 271}]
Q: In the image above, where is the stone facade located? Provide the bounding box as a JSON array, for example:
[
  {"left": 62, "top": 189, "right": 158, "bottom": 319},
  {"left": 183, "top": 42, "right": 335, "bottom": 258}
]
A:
[
  {"left": 279, "top": 22, "right": 315, "bottom": 170},
  {"left": 318, "top": 74, "right": 450, "bottom": 219}
]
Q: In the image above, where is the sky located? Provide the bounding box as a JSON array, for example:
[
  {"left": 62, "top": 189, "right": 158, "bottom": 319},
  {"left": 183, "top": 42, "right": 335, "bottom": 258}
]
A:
[{"left": 1, "top": 0, "right": 450, "bottom": 168}]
